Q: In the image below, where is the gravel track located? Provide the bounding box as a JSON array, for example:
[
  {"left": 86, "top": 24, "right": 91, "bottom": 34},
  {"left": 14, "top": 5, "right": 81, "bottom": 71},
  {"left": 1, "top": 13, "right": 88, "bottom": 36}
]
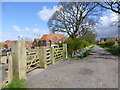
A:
[{"left": 26, "top": 45, "right": 118, "bottom": 88}]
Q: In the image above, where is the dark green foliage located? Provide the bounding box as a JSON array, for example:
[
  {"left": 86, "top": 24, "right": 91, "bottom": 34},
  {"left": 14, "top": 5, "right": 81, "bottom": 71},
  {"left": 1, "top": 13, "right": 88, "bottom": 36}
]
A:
[
  {"left": 58, "top": 43, "right": 63, "bottom": 47},
  {"left": 104, "top": 45, "right": 120, "bottom": 56},
  {"left": 98, "top": 41, "right": 120, "bottom": 56},
  {"left": 98, "top": 42, "right": 106, "bottom": 47},
  {"left": 63, "top": 38, "right": 91, "bottom": 56},
  {"left": 117, "top": 39, "right": 120, "bottom": 45},
  {"left": 106, "top": 40, "right": 115, "bottom": 47}
]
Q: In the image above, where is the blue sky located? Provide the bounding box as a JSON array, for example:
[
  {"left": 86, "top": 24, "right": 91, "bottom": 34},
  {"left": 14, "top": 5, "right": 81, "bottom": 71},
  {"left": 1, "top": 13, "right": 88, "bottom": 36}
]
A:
[
  {"left": 2, "top": 2, "right": 58, "bottom": 42},
  {"left": 1, "top": 2, "right": 118, "bottom": 42}
]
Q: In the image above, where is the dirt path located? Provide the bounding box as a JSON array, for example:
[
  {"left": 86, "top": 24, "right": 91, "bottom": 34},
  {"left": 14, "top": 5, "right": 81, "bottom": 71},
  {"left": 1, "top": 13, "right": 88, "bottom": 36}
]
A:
[{"left": 26, "top": 45, "right": 118, "bottom": 88}]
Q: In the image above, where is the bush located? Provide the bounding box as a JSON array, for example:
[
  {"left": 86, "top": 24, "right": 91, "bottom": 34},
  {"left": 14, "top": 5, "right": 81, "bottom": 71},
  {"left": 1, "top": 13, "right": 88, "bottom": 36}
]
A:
[
  {"left": 64, "top": 38, "right": 90, "bottom": 56},
  {"left": 106, "top": 40, "right": 115, "bottom": 47},
  {"left": 58, "top": 43, "right": 63, "bottom": 47},
  {"left": 83, "top": 41, "right": 91, "bottom": 48},
  {"left": 99, "top": 42, "right": 106, "bottom": 47},
  {"left": 117, "top": 39, "right": 120, "bottom": 45}
]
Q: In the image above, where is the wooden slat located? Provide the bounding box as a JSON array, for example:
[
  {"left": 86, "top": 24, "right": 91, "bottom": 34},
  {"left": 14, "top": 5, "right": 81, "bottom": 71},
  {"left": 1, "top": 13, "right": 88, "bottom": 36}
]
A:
[
  {"left": 27, "top": 64, "right": 39, "bottom": 72},
  {"left": 27, "top": 60, "right": 39, "bottom": 67}
]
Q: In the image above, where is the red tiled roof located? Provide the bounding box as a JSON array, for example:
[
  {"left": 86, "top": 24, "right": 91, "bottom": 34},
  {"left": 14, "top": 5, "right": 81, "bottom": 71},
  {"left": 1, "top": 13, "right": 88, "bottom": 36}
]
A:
[
  {"left": 34, "top": 39, "right": 40, "bottom": 42},
  {"left": 39, "top": 34, "right": 66, "bottom": 41},
  {"left": 1, "top": 41, "right": 32, "bottom": 45},
  {"left": 1, "top": 41, "right": 12, "bottom": 45},
  {"left": 39, "top": 34, "right": 53, "bottom": 41}
]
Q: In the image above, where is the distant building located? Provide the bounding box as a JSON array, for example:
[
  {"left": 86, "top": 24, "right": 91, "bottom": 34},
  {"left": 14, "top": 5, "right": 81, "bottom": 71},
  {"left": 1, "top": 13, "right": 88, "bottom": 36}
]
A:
[
  {"left": 100, "top": 37, "right": 120, "bottom": 43},
  {"left": 32, "top": 34, "right": 66, "bottom": 47},
  {"left": 1, "top": 41, "right": 12, "bottom": 50},
  {"left": 1, "top": 41, "right": 32, "bottom": 50},
  {"left": 25, "top": 41, "right": 33, "bottom": 49}
]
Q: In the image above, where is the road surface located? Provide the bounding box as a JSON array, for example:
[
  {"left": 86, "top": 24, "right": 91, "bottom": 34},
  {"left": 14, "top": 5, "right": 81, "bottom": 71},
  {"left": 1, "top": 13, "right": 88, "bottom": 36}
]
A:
[{"left": 26, "top": 45, "right": 118, "bottom": 88}]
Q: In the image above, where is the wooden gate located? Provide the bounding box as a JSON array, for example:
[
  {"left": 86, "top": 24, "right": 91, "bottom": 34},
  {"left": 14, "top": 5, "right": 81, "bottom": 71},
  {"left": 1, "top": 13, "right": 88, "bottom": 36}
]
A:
[
  {"left": 26, "top": 49, "right": 40, "bottom": 72},
  {"left": 54, "top": 47, "right": 64, "bottom": 62}
]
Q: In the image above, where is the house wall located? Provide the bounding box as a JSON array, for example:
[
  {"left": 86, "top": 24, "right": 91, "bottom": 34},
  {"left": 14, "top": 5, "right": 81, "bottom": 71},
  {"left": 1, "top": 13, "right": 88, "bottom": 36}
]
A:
[{"left": 40, "top": 40, "right": 51, "bottom": 46}]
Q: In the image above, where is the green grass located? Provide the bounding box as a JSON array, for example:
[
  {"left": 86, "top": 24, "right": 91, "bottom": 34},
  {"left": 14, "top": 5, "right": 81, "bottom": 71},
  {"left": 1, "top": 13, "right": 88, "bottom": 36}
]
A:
[
  {"left": 104, "top": 46, "right": 120, "bottom": 56},
  {"left": 26, "top": 56, "right": 33, "bottom": 61},
  {"left": 71, "top": 46, "right": 93, "bottom": 59},
  {"left": 98, "top": 44, "right": 120, "bottom": 56},
  {"left": 3, "top": 77, "right": 26, "bottom": 89}
]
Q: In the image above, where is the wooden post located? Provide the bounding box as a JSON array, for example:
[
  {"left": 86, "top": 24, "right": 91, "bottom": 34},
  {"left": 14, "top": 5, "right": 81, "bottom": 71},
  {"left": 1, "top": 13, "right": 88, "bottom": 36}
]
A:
[
  {"left": 63, "top": 44, "right": 68, "bottom": 58},
  {"left": 11, "top": 40, "right": 26, "bottom": 79},
  {"left": 51, "top": 47, "right": 55, "bottom": 64},
  {"left": 39, "top": 46, "right": 47, "bottom": 68},
  {"left": 7, "top": 52, "right": 13, "bottom": 83}
]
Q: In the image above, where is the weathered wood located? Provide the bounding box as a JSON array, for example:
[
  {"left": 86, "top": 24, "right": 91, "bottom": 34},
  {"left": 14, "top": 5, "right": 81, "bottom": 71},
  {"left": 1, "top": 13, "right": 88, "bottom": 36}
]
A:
[
  {"left": 51, "top": 47, "right": 55, "bottom": 64},
  {"left": 7, "top": 52, "right": 13, "bottom": 84},
  {"left": 26, "top": 49, "right": 40, "bottom": 72},
  {"left": 39, "top": 46, "right": 47, "bottom": 68},
  {"left": 63, "top": 44, "right": 68, "bottom": 58},
  {"left": 11, "top": 40, "right": 26, "bottom": 79}
]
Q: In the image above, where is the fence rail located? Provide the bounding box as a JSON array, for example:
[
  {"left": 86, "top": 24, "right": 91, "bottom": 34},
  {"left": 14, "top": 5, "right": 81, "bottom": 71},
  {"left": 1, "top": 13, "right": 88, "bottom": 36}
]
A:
[
  {"left": 54, "top": 47, "right": 64, "bottom": 62},
  {"left": 26, "top": 49, "right": 40, "bottom": 72},
  {"left": 0, "top": 52, "right": 13, "bottom": 88},
  {"left": 46, "top": 47, "right": 51, "bottom": 65},
  {"left": 1, "top": 40, "right": 67, "bottom": 87},
  {"left": 25, "top": 45, "right": 67, "bottom": 73},
  {"left": 1, "top": 40, "right": 68, "bottom": 83}
]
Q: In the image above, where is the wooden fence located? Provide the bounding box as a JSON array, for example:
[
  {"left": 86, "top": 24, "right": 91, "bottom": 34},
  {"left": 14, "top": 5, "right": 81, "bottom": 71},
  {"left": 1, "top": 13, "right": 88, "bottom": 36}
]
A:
[
  {"left": 0, "top": 40, "right": 67, "bottom": 87},
  {"left": 11, "top": 40, "right": 67, "bottom": 79},
  {"left": 0, "top": 52, "right": 13, "bottom": 88},
  {"left": 26, "top": 49, "right": 40, "bottom": 72},
  {"left": 26, "top": 46, "right": 66, "bottom": 72}
]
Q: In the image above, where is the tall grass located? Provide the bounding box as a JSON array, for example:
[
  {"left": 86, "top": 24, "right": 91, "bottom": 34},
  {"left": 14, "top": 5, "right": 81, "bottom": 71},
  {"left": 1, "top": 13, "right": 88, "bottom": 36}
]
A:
[
  {"left": 3, "top": 77, "right": 26, "bottom": 89},
  {"left": 71, "top": 46, "right": 93, "bottom": 59}
]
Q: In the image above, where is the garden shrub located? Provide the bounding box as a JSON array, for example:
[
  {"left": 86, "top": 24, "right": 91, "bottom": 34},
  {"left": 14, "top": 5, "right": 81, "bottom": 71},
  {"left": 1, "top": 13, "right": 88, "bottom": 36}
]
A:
[
  {"left": 99, "top": 42, "right": 106, "bottom": 47},
  {"left": 106, "top": 40, "right": 115, "bottom": 47},
  {"left": 63, "top": 38, "right": 90, "bottom": 56}
]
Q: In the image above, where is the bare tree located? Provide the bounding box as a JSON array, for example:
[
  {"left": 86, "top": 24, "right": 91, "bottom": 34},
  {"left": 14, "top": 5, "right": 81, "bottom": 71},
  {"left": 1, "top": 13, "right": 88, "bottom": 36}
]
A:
[
  {"left": 48, "top": 2, "right": 103, "bottom": 39},
  {"left": 97, "top": 1, "right": 120, "bottom": 14}
]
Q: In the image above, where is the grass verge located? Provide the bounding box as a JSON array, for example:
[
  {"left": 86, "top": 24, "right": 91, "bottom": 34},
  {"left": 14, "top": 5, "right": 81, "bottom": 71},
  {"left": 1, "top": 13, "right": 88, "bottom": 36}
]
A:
[
  {"left": 98, "top": 44, "right": 120, "bottom": 56},
  {"left": 71, "top": 46, "right": 93, "bottom": 59},
  {"left": 2, "top": 77, "right": 26, "bottom": 89}
]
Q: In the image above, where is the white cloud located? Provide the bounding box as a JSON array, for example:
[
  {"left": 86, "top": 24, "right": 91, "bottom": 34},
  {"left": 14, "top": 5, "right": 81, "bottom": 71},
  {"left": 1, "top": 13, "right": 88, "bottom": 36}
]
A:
[
  {"left": 25, "top": 27, "right": 30, "bottom": 31},
  {"left": 96, "top": 12, "right": 118, "bottom": 40},
  {"left": 12, "top": 25, "right": 21, "bottom": 31},
  {"left": 10, "top": 24, "right": 49, "bottom": 41},
  {"left": 33, "top": 28, "right": 40, "bottom": 33},
  {"left": 37, "top": 6, "right": 61, "bottom": 21}
]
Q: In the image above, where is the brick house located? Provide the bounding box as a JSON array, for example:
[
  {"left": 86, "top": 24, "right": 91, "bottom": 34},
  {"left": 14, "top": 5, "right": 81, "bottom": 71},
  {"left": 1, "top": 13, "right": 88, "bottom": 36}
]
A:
[
  {"left": 32, "top": 39, "right": 41, "bottom": 47},
  {"left": 25, "top": 41, "right": 33, "bottom": 49},
  {"left": 32, "top": 34, "right": 66, "bottom": 47}
]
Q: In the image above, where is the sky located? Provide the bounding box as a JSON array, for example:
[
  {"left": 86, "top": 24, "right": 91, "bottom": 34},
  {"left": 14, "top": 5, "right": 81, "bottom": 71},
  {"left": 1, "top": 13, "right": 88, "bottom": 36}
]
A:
[{"left": 1, "top": 2, "right": 119, "bottom": 42}]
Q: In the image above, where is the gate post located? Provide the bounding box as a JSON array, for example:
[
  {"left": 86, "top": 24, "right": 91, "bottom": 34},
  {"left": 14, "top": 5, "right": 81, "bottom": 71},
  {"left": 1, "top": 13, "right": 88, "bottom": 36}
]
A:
[
  {"left": 7, "top": 52, "right": 13, "bottom": 83},
  {"left": 63, "top": 44, "right": 68, "bottom": 58},
  {"left": 11, "top": 40, "right": 26, "bottom": 79},
  {"left": 51, "top": 47, "right": 55, "bottom": 64},
  {"left": 39, "top": 46, "right": 47, "bottom": 68}
]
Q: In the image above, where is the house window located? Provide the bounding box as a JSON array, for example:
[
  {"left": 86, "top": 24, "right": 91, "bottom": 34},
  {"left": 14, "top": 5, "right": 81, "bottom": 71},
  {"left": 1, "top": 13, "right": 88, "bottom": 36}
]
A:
[
  {"left": 46, "top": 40, "right": 50, "bottom": 42},
  {"left": 52, "top": 40, "right": 54, "bottom": 43}
]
